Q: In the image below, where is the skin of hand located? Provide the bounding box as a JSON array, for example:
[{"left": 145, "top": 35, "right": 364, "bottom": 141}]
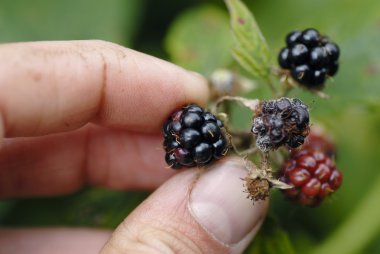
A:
[{"left": 0, "top": 40, "right": 268, "bottom": 254}]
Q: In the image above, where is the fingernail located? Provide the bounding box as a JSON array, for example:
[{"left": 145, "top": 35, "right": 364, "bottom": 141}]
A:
[
  {"left": 189, "top": 157, "right": 268, "bottom": 245},
  {"left": 183, "top": 71, "right": 210, "bottom": 106}
]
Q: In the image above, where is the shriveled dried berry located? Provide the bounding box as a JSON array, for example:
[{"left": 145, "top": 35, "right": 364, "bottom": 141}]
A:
[{"left": 252, "top": 98, "right": 310, "bottom": 152}]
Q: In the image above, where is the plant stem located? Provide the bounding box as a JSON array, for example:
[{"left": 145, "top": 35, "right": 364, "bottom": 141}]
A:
[
  {"left": 311, "top": 173, "right": 380, "bottom": 254},
  {"left": 260, "top": 152, "right": 272, "bottom": 173},
  {"left": 281, "top": 81, "right": 293, "bottom": 97},
  {"left": 266, "top": 76, "right": 279, "bottom": 98}
]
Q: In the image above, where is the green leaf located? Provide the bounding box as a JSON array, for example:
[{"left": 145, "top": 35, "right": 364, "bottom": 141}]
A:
[
  {"left": 225, "top": 0, "right": 271, "bottom": 80},
  {"left": 165, "top": 4, "right": 233, "bottom": 75},
  {"left": 244, "top": 216, "right": 296, "bottom": 254}
]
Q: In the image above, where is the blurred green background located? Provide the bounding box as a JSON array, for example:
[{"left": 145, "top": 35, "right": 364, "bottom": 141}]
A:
[{"left": 0, "top": 0, "right": 379, "bottom": 253}]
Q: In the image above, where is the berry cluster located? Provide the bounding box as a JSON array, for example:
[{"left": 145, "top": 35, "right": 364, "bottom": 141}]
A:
[
  {"left": 302, "top": 129, "right": 336, "bottom": 158},
  {"left": 252, "top": 98, "right": 310, "bottom": 152},
  {"left": 278, "top": 28, "right": 340, "bottom": 88},
  {"left": 280, "top": 133, "right": 343, "bottom": 206},
  {"left": 162, "top": 104, "right": 229, "bottom": 169}
]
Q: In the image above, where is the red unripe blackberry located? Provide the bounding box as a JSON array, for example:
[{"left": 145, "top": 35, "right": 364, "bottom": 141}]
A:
[
  {"left": 278, "top": 28, "right": 340, "bottom": 89},
  {"left": 162, "top": 104, "right": 229, "bottom": 169},
  {"left": 302, "top": 127, "right": 336, "bottom": 157},
  {"left": 280, "top": 149, "right": 343, "bottom": 207}
]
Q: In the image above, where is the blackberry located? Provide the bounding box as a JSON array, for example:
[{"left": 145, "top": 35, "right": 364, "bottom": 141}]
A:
[
  {"left": 278, "top": 28, "right": 340, "bottom": 89},
  {"left": 290, "top": 44, "right": 309, "bottom": 65},
  {"left": 251, "top": 98, "right": 310, "bottom": 152},
  {"left": 280, "top": 148, "right": 343, "bottom": 207},
  {"left": 286, "top": 30, "right": 302, "bottom": 47},
  {"left": 302, "top": 127, "right": 336, "bottom": 158},
  {"left": 162, "top": 104, "right": 229, "bottom": 169}
]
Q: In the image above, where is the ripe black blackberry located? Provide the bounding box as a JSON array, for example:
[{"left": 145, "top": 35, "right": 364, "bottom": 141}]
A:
[
  {"left": 162, "top": 104, "right": 229, "bottom": 169},
  {"left": 251, "top": 98, "right": 310, "bottom": 152},
  {"left": 278, "top": 28, "right": 340, "bottom": 88}
]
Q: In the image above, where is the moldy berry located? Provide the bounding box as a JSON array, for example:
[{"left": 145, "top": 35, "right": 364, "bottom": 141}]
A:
[
  {"left": 251, "top": 98, "right": 310, "bottom": 152},
  {"left": 162, "top": 104, "right": 229, "bottom": 169},
  {"left": 278, "top": 28, "right": 340, "bottom": 89}
]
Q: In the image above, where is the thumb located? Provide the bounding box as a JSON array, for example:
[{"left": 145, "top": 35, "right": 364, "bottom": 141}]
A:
[{"left": 101, "top": 157, "right": 269, "bottom": 254}]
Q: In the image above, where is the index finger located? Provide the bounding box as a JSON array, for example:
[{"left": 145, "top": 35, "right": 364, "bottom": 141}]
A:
[{"left": 0, "top": 40, "right": 209, "bottom": 137}]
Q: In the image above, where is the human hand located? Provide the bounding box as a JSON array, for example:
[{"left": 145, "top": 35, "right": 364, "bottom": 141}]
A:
[{"left": 0, "top": 40, "right": 268, "bottom": 254}]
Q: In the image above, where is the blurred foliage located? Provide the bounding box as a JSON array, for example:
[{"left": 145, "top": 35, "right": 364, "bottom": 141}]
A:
[
  {"left": 0, "top": 189, "right": 147, "bottom": 228},
  {"left": 0, "top": 0, "right": 143, "bottom": 45},
  {"left": 165, "top": 4, "right": 232, "bottom": 75},
  {"left": 245, "top": 216, "right": 295, "bottom": 254},
  {"left": 0, "top": 0, "right": 380, "bottom": 253}
]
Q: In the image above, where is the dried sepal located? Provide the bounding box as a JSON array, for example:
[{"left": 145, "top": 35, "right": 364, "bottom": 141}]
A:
[
  {"left": 267, "top": 178, "right": 293, "bottom": 190},
  {"left": 213, "top": 96, "right": 260, "bottom": 113},
  {"left": 311, "top": 89, "right": 330, "bottom": 99},
  {"left": 243, "top": 160, "right": 292, "bottom": 202}
]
